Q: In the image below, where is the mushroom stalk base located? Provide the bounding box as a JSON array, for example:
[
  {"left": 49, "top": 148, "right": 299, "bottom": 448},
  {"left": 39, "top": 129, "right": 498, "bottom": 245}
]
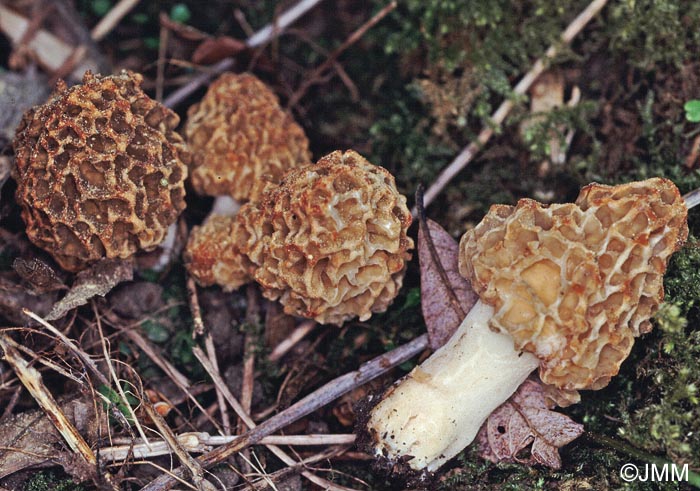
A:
[{"left": 367, "top": 300, "right": 539, "bottom": 472}]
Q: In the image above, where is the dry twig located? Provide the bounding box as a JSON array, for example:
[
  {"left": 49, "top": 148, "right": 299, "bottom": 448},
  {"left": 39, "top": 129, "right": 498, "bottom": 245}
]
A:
[
  {"left": 286, "top": 1, "right": 397, "bottom": 108},
  {"left": 268, "top": 320, "right": 316, "bottom": 362},
  {"left": 0, "top": 334, "right": 118, "bottom": 489},
  {"left": 91, "top": 0, "right": 141, "bottom": 41},
  {"left": 163, "top": 0, "right": 326, "bottom": 108},
  {"left": 140, "top": 333, "right": 428, "bottom": 490},
  {"left": 100, "top": 433, "right": 356, "bottom": 461},
  {"left": 418, "top": 0, "right": 610, "bottom": 212},
  {"left": 187, "top": 276, "right": 231, "bottom": 434}
]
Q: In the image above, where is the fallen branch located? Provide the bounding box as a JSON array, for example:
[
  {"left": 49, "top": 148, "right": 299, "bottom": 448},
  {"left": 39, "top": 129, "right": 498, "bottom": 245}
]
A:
[
  {"left": 100, "top": 433, "right": 356, "bottom": 461},
  {"left": 418, "top": 0, "right": 609, "bottom": 213},
  {"left": 140, "top": 333, "right": 428, "bottom": 490},
  {"left": 163, "top": 0, "right": 326, "bottom": 108}
]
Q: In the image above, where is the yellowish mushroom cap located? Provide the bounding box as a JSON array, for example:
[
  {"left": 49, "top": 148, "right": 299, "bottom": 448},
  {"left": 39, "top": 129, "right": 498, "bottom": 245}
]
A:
[
  {"left": 459, "top": 178, "right": 688, "bottom": 390},
  {"left": 184, "top": 214, "right": 253, "bottom": 291},
  {"left": 184, "top": 72, "right": 311, "bottom": 202},
  {"left": 235, "top": 150, "right": 414, "bottom": 325}
]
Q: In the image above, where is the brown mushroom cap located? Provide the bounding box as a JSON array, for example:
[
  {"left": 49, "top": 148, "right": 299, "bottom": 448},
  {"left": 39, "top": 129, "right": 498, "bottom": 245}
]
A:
[
  {"left": 184, "top": 73, "right": 311, "bottom": 202},
  {"left": 459, "top": 178, "right": 688, "bottom": 390},
  {"left": 232, "top": 150, "right": 413, "bottom": 325},
  {"left": 13, "top": 70, "right": 189, "bottom": 272}
]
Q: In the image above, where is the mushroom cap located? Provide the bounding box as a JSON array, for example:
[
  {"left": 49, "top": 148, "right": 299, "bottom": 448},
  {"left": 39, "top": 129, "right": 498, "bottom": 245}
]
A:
[
  {"left": 235, "top": 150, "right": 413, "bottom": 325},
  {"left": 13, "top": 70, "right": 189, "bottom": 272},
  {"left": 184, "top": 72, "right": 311, "bottom": 202},
  {"left": 184, "top": 214, "right": 253, "bottom": 291},
  {"left": 459, "top": 178, "right": 688, "bottom": 390}
]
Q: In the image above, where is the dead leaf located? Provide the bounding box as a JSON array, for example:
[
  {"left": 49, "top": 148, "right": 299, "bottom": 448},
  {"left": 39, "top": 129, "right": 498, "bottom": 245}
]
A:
[
  {"left": 12, "top": 257, "right": 67, "bottom": 294},
  {"left": 418, "top": 218, "right": 479, "bottom": 349},
  {"left": 0, "top": 397, "right": 106, "bottom": 479},
  {"left": 192, "top": 36, "right": 247, "bottom": 65},
  {"left": 0, "top": 272, "right": 57, "bottom": 325},
  {"left": 477, "top": 378, "right": 584, "bottom": 469},
  {"left": 47, "top": 259, "right": 133, "bottom": 320}
]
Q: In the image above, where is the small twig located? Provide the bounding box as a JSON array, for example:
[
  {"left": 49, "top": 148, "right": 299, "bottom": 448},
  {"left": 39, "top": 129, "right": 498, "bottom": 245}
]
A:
[
  {"left": 193, "top": 344, "right": 347, "bottom": 490},
  {"left": 140, "top": 333, "right": 428, "bottom": 490},
  {"left": 156, "top": 13, "right": 170, "bottom": 102},
  {"left": 94, "top": 302, "right": 149, "bottom": 445},
  {"left": 142, "top": 403, "right": 211, "bottom": 491},
  {"left": 90, "top": 0, "right": 141, "bottom": 41},
  {"left": 163, "top": 0, "right": 326, "bottom": 109},
  {"left": 683, "top": 188, "right": 700, "bottom": 210},
  {"left": 187, "top": 276, "right": 230, "bottom": 434},
  {"left": 0, "top": 334, "right": 118, "bottom": 489},
  {"left": 100, "top": 433, "right": 356, "bottom": 461},
  {"left": 287, "top": 1, "right": 396, "bottom": 109},
  {"left": 418, "top": 0, "right": 610, "bottom": 213},
  {"left": 121, "top": 326, "right": 223, "bottom": 434},
  {"left": 269, "top": 320, "right": 316, "bottom": 362},
  {"left": 22, "top": 309, "right": 108, "bottom": 386}
]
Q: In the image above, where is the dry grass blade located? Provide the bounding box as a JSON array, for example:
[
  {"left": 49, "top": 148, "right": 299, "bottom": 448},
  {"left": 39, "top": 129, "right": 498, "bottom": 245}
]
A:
[
  {"left": 187, "top": 277, "right": 231, "bottom": 434},
  {"left": 193, "top": 345, "right": 352, "bottom": 489},
  {"left": 268, "top": 320, "right": 316, "bottom": 362},
  {"left": 0, "top": 334, "right": 118, "bottom": 489},
  {"left": 90, "top": 0, "right": 140, "bottom": 41},
  {"left": 418, "top": 0, "right": 610, "bottom": 212},
  {"left": 141, "top": 333, "right": 428, "bottom": 490}
]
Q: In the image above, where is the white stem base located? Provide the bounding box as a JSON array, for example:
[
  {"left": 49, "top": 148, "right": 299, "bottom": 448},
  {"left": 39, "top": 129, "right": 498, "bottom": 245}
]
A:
[
  {"left": 367, "top": 300, "right": 539, "bottom": 472},
  {"left": 210, "top": 195, "right": 241, "bottom": 217}
]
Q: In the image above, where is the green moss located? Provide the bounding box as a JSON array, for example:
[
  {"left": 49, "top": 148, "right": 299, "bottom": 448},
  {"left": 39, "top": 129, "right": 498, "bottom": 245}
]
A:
[
  {"left": 22, "top": 471, "right": 84, "bottom": 491},
  {"left": 606, "top": 0, "right": 700, "bottom": 69}
]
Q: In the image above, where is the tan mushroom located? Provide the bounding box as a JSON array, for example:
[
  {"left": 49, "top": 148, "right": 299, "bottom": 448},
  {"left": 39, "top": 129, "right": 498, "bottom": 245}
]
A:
[
  {"left": 185, "top": 150, "right": 414, "bottom": 325},
  {"left": 184, "top": 72, "right": 311, "bottom": 205},
  {"left": 366, "top": 177, "right": 688, "bottom": 472},
  {"left": 13, "top": 70, "right": 189, "bottom": 272}
]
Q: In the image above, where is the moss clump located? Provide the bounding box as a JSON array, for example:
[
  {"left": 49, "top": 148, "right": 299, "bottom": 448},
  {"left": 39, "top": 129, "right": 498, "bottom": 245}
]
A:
[
  {"left": 22, "top": 471, "right": 84, "bottom": 491},
  {"left": 616, "top": 244, "right": 700, "bottom": 466}
]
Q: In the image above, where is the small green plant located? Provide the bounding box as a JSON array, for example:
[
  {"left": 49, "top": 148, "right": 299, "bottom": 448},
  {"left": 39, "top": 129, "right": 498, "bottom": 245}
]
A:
[{"left": 684, "top": 100, "right": 700, "bottom": 123}]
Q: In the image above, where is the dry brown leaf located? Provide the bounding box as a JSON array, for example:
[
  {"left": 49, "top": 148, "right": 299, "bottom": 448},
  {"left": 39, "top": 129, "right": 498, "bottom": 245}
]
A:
[
  {"left": 192, "top": 36, "right": 247, "bottom": 65},
  {"left": 47, "top": 259, "right": 133, "bottom": 320},
  {"left": 0, "top": 272, "right": 58, "bottom": 325},
  {"left": 0, "top": 397, "right": 106, "bottom": 479},
  {"left": 418, "top": 218, "right": 478, "bottom": 349},
  {"left": 477, "top": 378, "right": 584, "bottom": 469},
  {"left": 12, "top": 257, "right": 67, "bottom": 294}
]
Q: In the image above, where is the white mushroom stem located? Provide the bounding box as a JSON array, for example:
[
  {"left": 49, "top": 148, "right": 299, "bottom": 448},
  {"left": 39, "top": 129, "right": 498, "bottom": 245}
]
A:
[
  {"left": 153, "top": 193, "right": 238, "bottom": 272},
  {"left": 210, "top": 195, "right": 242, "bottom": 217},
  {"left": 367, "top": 300, "right": 539, "bottom": 472}
]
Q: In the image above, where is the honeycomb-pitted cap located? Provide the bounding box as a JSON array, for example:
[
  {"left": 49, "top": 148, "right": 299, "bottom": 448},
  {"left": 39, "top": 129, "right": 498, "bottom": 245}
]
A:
[
  {"left": 184, "top": 214, "right": 253, "bottom": 291},
  {"left": 13, "top": 70, "right": 189, "bottom": 272},
  {"left": 234, "top": 150, "right": 413, "bottom": 325},
  {"left": 184, "top": 72, "right": 311, "bottom": 202},
  {"left": 459, "top": 178, "right": 688, "bottom": 390}
]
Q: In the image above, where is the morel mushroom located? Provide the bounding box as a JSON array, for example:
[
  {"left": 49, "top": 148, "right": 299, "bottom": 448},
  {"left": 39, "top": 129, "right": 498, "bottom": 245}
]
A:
[
  {"left": 184, "top": 72, "right": 311, "bottom": 207},
  {"left": 185, "top": 150, "right": 413, "bottom": 325},
  {"left": 13, "top": 70, "right": 189, "bottom": 272},
  {"left": 366, "top": 177, "right": 688, "bottom": 472}
]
